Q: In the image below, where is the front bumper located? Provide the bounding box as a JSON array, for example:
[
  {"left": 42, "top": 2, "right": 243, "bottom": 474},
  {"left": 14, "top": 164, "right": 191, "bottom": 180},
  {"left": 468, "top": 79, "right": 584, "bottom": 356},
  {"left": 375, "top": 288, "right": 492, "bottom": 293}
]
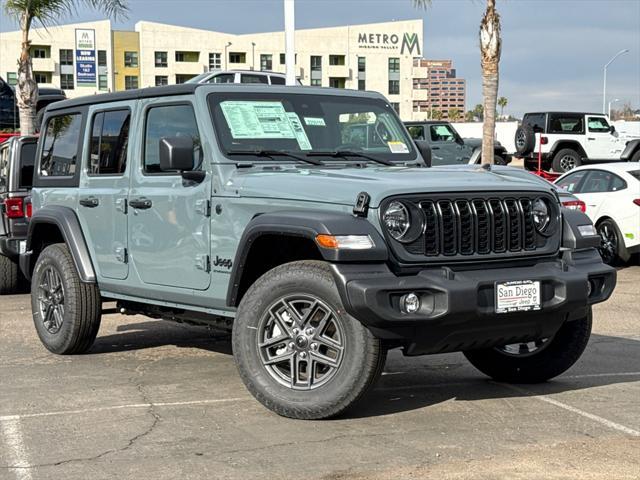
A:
[
  {"left": 0, "top": 236, "right": 25, "bottom": 258},
  {"left": 331, "top": 249, "right": 616, "bottom": 355}
]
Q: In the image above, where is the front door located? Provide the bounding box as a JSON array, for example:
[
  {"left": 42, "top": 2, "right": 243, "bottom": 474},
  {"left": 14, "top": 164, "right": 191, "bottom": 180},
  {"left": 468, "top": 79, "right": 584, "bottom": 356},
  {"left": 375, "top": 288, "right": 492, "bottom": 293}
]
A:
[
  {"left": 77, "top": 106, "right": 131, "bottom": 280},
  {"left": 428, "top": 124, "right": 466, "bottom": 165},
  {"left": 128, "top": 100, "right": 211, "bottom": 290},
  {"left": 584, "top": 116, "right": 622, "bottom": 160}
]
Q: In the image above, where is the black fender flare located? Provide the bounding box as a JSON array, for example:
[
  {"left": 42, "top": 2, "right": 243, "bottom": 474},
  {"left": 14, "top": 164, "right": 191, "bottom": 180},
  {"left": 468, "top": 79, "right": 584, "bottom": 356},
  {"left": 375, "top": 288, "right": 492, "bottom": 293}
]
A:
[
  {"left": 549, "top": 140, "right": 587, "bottom": 159},
  {"left": 226, "top": 210, "right": 388, "bottom": 306},
  {"left": 25, "top": 205, "right": 96, "bottom": 282},
  {"left": 621, "top": 139, "right": 640, "bottom": 161},
  {"left": 561, "top": 207, "right": 601, "bottom": 250}
]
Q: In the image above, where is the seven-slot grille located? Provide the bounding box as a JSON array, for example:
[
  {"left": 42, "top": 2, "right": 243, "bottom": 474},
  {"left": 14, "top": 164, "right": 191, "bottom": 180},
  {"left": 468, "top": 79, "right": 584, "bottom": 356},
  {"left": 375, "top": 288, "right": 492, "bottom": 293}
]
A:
[{"left": 407, "top": 197, "right": 538, "bottom": 257}]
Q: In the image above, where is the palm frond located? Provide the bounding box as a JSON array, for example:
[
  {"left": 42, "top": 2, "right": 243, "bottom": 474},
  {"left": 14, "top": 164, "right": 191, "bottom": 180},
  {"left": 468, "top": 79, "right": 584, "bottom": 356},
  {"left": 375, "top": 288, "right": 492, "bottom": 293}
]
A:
[
  {"left": 5, "top": 0, "right": 128, "bottom": 29},
  {"left": 412, "top": 0, "right": 432, "bottom": 9}
]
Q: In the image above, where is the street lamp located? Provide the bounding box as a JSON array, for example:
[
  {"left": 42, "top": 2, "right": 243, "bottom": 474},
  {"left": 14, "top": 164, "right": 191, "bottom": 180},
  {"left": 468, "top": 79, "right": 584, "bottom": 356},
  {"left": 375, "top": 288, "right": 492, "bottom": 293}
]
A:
[
  {"left": 608, "top": 98, "right": 619, "bottom": 119},
  {"left": 224, "top": 41, "right": 232, "bottom": 70},
  {"left": 602, "top": 49, "right": 629, "bottom": 114}
]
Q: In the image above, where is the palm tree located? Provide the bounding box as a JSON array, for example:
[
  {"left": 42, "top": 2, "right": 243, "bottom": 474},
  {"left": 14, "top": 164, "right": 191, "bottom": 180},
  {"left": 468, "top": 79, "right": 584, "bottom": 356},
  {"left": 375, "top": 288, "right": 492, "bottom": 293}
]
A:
[
  {"left": 430, "top": 108, "right": 443, "bottom": 120},
  {"left": 498, "top": 96, "right": 508, "bottom": 117},
  {"left": 3, "top": 0, "right": 128, "bottom": 135},
  {"left": 414, "top": 0, "right": 501, "bottom": 164},
  {"left": 448, "top": 108, "right": 461, "bottom": 121}
]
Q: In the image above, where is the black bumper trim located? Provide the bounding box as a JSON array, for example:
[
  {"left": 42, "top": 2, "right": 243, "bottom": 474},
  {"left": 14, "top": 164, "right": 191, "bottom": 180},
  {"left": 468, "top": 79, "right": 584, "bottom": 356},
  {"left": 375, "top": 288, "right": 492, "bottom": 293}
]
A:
[{"left": 0, "top": 236, "right": 25, "bottom": 258}]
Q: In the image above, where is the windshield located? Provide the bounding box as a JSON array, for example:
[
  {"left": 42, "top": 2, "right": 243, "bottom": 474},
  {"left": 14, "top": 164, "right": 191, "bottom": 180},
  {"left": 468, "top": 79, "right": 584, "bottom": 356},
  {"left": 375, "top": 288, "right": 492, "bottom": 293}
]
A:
[{"left": 208, "top": 92, "right": 416, "bottom": 162}]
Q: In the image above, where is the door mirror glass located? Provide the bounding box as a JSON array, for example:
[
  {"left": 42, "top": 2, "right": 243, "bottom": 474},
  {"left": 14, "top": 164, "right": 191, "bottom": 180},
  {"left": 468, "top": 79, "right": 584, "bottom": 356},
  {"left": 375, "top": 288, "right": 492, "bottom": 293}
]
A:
[
  {"left": 610, "top": 125, "right": 616, "bottom": 134},
  {"left": 159, "top": 136, "right": 195, "bottom": 172}
]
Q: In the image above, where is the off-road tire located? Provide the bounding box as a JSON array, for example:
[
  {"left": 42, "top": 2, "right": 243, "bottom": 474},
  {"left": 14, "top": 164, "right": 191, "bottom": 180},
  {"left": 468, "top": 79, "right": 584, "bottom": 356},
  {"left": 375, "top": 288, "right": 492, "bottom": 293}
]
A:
[
  {"left": 464, "top": 309, "right": 592, "bottom": 383},
  {"left": 514, "top": 124, "right": 535, "bottom": 155},
  {"left": 0, "top": 254, "right": 19, "bottom": 294},
  {"left": 31, "top": 243, "right": 101, "bottom": 354},
  {"left": 233, "top": 260, "right": 385, "bottom": 419},
  {"left": 552, "top": 148, "right": 582, "bottom": 173}
]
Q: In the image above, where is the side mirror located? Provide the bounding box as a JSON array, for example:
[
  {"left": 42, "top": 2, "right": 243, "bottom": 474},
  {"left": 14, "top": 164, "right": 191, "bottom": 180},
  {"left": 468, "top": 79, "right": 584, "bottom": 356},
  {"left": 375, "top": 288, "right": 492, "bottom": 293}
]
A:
[
  {"left": 415, "top": 140, "right": 432, "bottom": 167},
  {"left": 610, "top": 125, "right": 616, "bottom": 134},
  {"left": 159, "top": 136, "right": 194, "bottom": 172}
]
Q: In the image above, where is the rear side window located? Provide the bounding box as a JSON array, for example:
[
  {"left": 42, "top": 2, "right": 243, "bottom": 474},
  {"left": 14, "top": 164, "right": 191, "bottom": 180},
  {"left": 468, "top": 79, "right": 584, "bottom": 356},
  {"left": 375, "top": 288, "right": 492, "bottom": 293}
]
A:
[
  {"left": 581, "top": 170, "right": 625, "bottom": 193},
  {"left": 548, "top": 114, "right": 584, "bottom": 134},
  {"left": 19, "top": 142, "right": 36, "bottom": 188},
  {"left": 0, "top": 145, "right": 8, "bottom": 193},
  {"left": 523, "top": 113, "right": 546, "bottom": 133},
  {"left": 89, "top": 109, "right": 130, "bottom": 175},
  {"left": 629, "top": 170, "right": 640, "bottom": 181},
  {"left": 270, "top": 76, "right": 285, "bottom": 85},
  {"left": 40, "top": 113, "right": 82, "bottom": 177},
  {"left": 241, "top": 74, "right": 268, "bottom": 84},
  {"left": 144, "top": 104, "right": 201, "bottom": 174}
]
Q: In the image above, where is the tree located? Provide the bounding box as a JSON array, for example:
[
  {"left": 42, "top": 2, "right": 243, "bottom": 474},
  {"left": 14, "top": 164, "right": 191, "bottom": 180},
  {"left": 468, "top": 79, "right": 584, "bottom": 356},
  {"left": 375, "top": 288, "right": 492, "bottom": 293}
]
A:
[
  {"left": 464, "top": 110, "right": 475, "bottom": 122},
  {"left": 498, "top": 96, "right": 508, "bottom": 117},
  {"left": 448, "top": 108, "right": 461, "bottom": 121},
  {"left": 414, "top": 0, "right": 501, "bottom": 164},
  {"left": 430, "top": 108, "right": 443, "bottom": 120},
  {"left": 473, "top": 103, "right": 484, "bottom": 121},
  {"left": 4, "top": 0, "right": 128, "bottom": 134}
]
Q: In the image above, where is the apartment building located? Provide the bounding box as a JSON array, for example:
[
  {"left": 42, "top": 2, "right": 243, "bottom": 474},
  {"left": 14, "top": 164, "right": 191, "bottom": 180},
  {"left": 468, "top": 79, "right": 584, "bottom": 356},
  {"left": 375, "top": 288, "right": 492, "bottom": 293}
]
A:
[{"left": 412, "top": 59, "right": 466, "bottom": 120}]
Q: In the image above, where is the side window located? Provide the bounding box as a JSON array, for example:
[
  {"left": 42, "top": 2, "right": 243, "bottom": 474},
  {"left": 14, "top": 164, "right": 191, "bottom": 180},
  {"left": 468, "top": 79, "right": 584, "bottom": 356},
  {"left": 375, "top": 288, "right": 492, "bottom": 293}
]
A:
[
  {"left": 407, "top": 125, "right": 425, "bottom": 140},
  {"left": 587, "top": 117, "right": 610, "bottom": 133},
  {"left": 89, "top": 109, "right": 130, "bottom": 175},
  {"left": 581, "top": 171, "right": 614, "bottom": 193},
  {"left": 241, "top": 74, "right": 268, "bottom": 84},
  {"left": 0, "top": 145, "right": 8, "bottom": 192},
  {"left": 548, "top": 114, "right": 584, "bottom": 134},
  {"left": 144, "top": 104, "right": 201, "bottom": 174},
  {"left": 523, "top": 113, "right": 546, "bottom": 133},
  {"left": 270, "top": 76, "right": 285, "bottom": 85},
  {"left": 610, "top": 174, "right": 626, "bottom": 191},
  {"left": 40, "top": 113, "right": 82, "bottom": 177},
  {"left": 19, "top": 142, "right": 36, "bottom": 188},
  {"left": 430, "top": 124, "right": 456, "bottom": 142},
  {"left": 209, "top": 73, "right": 234, "bottom": 84},
  {"left": 556, "top": 170, "right": 588, "bottom": 193}
]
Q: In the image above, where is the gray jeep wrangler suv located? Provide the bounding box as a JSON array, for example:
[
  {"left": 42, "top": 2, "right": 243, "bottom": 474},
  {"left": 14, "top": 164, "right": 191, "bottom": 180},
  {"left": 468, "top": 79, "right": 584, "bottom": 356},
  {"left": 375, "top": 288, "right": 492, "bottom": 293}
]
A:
[{"left": 21, "top": 84, "right": 616, "bottom": 419}]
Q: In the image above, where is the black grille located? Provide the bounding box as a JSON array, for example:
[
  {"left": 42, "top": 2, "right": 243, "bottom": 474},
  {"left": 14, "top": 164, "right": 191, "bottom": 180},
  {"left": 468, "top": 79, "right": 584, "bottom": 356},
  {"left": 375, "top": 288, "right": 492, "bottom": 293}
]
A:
[{"left": 415, "top": 197, "right": 541, "bottom": 257}]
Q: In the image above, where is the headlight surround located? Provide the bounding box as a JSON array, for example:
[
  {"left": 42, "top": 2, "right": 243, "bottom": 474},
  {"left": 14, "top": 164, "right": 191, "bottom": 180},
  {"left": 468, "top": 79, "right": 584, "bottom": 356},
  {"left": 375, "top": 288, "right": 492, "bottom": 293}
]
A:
[
  {"left": 382, "top": 200, "right": 424, "bottom": 243},
  {"left": 532, "top": 197, "right": 551, "bottom": 233}
]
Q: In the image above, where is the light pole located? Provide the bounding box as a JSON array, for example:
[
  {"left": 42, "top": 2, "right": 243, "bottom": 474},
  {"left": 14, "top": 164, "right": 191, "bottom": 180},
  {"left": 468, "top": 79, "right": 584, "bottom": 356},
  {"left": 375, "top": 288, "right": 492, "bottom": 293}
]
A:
[
  {"left": 602, "top": 49, "right": 629, "bottom": 114},
  {"left": 608, "top": 98, "right": 619, "bottom": 119},
  {"left": 224, "top": 41, "right": 232, "bottom": 70},
  {"left": 284, "top": 0, "right": 296, "bottom": 85}
]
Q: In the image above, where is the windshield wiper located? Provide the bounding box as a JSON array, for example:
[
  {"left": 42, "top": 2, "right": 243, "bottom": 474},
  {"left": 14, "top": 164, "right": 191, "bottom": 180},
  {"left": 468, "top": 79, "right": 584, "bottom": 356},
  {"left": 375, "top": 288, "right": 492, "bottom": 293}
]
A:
[
  {"left": 307, "top": 150, "right": 394, "bottom": 166},
  {"left": 226, "top": 149, "right": 324, "bottom": 166}
]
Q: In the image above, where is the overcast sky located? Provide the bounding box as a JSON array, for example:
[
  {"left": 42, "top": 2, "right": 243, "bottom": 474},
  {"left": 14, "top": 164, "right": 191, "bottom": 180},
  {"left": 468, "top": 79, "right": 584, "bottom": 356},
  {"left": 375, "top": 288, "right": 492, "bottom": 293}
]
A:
[{"left": 2, "top": 0, "right": 638, "bottom": 116}]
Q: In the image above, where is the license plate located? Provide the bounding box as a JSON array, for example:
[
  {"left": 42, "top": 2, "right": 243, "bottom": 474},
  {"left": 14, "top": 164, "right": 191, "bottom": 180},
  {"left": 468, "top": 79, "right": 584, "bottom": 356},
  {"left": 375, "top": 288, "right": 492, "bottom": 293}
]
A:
[{"left": 495, "top": 280, "right": 541, "bottom": 313}]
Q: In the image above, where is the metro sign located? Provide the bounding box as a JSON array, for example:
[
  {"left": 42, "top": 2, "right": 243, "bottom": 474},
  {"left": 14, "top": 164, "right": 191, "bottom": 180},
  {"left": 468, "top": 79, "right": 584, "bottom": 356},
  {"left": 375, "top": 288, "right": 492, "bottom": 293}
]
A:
[{"left": 357, "top": 32, "right": 422, "bottom": 56}]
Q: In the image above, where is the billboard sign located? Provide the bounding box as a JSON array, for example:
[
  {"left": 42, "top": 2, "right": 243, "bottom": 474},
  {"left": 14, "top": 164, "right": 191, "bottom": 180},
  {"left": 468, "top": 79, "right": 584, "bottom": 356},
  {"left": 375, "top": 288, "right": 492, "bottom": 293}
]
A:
[{"left": 75, "top": 29, "right": 96, "bottom": 86}]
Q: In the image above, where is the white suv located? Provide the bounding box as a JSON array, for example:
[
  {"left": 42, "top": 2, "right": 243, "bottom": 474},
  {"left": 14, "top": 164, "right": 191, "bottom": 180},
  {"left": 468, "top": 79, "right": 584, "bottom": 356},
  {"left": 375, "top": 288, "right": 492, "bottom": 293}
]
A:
[
  {"left": 186, "top": 70, "right": 301, "bottom": 86},
  {"left": 514, "top": 112, "right": 639, "bottom": 173}
]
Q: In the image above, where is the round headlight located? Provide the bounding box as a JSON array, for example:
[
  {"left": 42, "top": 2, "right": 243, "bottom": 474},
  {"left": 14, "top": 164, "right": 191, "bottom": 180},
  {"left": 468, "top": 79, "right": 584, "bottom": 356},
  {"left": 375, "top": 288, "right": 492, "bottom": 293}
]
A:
[
  {"left": 532, "top": 198, "right": 551, "bottom": 232},
  {"left": 383, "top": 201, "right": 411, "bottom": 241}
]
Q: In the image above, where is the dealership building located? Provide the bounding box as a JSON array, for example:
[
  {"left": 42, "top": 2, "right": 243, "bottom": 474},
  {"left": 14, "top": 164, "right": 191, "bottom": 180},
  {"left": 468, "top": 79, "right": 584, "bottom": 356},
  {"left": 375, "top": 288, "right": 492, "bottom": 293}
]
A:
[{"left": 0, "top": 19, "right": 466, "bottom": 120}]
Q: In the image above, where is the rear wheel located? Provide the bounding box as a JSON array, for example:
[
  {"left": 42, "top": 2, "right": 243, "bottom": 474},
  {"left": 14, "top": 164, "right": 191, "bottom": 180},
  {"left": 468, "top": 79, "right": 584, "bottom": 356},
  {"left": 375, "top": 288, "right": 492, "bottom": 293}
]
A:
[
  {"left": 31, "top": 244, "right": 101, "bottom": 354},
  {"left": 552, "top": 149, "right": 582, "bottom": 173},
  {"left": 464, "top": 309, "right": 592, "bottom": 383},
  {"left": 0, "top": 254, "right": 19, "bottom": 294},
  {"left": 233, "top": 260, "right": 385, "bottom": 419}
]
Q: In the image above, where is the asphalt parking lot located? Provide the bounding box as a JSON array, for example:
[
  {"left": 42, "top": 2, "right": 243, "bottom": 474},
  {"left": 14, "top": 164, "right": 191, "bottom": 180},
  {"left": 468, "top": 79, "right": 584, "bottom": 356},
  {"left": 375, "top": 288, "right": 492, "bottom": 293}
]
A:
[{"left": 1, "top": 264, "right": 639, "bottom": 480}]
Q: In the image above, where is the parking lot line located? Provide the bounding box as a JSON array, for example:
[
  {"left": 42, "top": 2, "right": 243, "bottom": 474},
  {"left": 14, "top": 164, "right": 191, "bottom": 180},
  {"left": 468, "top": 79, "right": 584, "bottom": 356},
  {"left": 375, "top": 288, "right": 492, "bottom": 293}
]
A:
[{"left": 0, "top": 417, "right": 33, "bottom": 480}]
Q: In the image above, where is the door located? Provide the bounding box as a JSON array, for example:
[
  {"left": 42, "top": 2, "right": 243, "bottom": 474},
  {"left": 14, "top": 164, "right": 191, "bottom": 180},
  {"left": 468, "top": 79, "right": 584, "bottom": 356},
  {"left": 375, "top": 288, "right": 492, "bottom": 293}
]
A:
[
  {"left": 128, "top": 101, "right": 211, "bottom": 290},
  {"left": 584, "top": 116, "right": 622, "bottom": 160},
  {"left": 427, "top": 124, "right": 466, "bottom": 165},
  {"left": 575, "top": 169, "right": 619, "bottom": 219},
  {"left": 77, "top": 107, "right": 131, "bottom": 280}
]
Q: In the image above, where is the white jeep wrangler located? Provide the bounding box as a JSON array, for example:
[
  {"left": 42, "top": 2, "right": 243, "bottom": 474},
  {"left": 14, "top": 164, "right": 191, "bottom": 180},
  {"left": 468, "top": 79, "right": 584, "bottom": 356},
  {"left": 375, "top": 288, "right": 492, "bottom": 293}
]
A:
[{"left": 514, "top": 112, "right": 640, "bottom": 173}]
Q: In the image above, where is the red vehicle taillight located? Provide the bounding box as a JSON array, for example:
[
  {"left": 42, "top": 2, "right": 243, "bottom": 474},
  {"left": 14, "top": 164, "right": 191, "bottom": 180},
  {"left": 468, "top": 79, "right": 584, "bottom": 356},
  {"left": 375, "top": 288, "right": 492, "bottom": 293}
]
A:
[
  {"left": 540, "top": 136, "right": 549, "bottom": 145},
  {"left": 3, "top": 198, "right": 24, "bottom": 218},
  {"left": 562, "top": 199, "right": 586, "bottom": 213},
  {"left": 633, "top": 199, "right": 640, "bottom": 207}
]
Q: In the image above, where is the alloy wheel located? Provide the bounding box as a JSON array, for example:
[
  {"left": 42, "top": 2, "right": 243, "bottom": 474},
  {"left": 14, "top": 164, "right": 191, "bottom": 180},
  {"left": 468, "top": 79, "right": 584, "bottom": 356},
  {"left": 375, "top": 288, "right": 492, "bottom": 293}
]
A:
[
  {"left": 37, "top": 266, "right": 65, "bottom": 334},
  {"left": 559, "top": 155, "right": 577, "bottom": 171},
  {"left": 516, "top": 131, "right": 526, "bottom": 149},
  {"left": 598, "top": 223, "right": 617, "bottom": 264}
]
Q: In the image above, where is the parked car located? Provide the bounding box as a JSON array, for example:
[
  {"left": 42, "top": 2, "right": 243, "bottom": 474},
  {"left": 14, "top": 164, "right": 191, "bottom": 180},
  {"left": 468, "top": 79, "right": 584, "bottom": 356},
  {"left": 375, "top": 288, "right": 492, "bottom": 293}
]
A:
[
  {"left": 555, "top": 163, "right": 640, "bottom": 265},
  {"left": 21, "top": 84, "right": 615, "bottom": 419},
  {"left": 0, "top": 135, "right": 37, "bottom": 293},
  {"left": 405, "top": 120, "right": 510, "bottom": 166},
  {"left": 514, "top": 111, "right": 640, "bottom": 173},
  {"left": 186, "top": 70, "right": 302, "bottom": 86},
  {"left": 0, "top": 76, "right": 66, "bottom": 131}
]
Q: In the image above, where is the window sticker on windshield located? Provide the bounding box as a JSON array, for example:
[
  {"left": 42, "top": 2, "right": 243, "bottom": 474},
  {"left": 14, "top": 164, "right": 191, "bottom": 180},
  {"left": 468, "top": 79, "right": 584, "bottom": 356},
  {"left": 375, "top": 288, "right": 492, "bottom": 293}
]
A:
[
  {"left": 220, "top": 101, "right": 296, "bottom": 139},
  {"left": 287, "top": 113, "right": 312, "bottom": 150},
  {"left": 387, "top": 141, "right": 409, "bottom": 154},
  {"left": 304, "top": 117, "right": 326, "bottom": 127}
]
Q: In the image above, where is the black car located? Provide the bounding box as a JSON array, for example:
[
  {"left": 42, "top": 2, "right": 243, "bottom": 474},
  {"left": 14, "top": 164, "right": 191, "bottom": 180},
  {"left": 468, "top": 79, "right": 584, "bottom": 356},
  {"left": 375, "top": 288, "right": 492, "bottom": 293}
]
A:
[{"left": 0, "top": 76, "right": 66, "bottom": 131}]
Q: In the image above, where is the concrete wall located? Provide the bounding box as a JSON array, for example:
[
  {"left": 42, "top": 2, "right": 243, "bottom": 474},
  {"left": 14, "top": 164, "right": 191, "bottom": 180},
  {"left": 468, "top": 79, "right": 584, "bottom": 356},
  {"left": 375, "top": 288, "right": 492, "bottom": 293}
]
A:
[{"left": 113, "top": 31, "right": 140, "bottom": 91}]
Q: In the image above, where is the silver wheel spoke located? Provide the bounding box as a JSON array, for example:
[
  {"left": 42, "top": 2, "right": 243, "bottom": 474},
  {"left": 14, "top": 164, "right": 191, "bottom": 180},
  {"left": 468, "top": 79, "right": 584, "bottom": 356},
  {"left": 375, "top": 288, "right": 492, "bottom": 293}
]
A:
[
  {"left": 310, "top": 350, "right": 340, "bottom": 369},
  {"left": 263, "top": 351, "right": 293, "bottom": 366}
]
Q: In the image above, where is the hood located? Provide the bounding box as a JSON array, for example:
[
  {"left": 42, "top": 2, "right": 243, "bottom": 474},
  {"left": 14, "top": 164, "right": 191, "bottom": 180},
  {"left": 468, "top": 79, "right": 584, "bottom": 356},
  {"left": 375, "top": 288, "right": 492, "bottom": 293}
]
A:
[
  {"left": 462, "top": 137, "right": 502, "bottom": 148},
  {"left": 229, "top": 164, "right": 556, "bottom": 208}
]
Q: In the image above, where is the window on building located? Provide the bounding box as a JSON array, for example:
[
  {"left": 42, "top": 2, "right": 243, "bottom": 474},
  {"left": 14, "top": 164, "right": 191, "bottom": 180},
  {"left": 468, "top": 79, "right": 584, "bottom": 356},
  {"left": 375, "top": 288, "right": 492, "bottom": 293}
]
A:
[
  {"left": 155, "top": 75, "right": 168, "bottom": 86},
  {"left": 260, "top": 54, "right": 273, "bottom": 71},
  {"left": 144, "top": 104, "right": 201, "bottom": 174},
  {"left": 310, "top": 79, "right": 321, "bottom": 87},
  {"left": 329, "top": 77, "right": 345, "bottom": 88},
  {"left": 31, "top": 46, "right": 50, "bottom": 59},
  {"left": 228, "top": 52, "right": 246, "bottom": 64},
  {"left": 358, "top": 57, "right": 366, "bottom": 73},
  {"left": 388, "top": 80, "right": 400, "bottom": 95},
  {"left": 310, "top": 56, "right": 322, "bottom": 71},
  {"left": 209, "top": 52, "right": 221, "bottom": 70},
  {"left": 390, "top": 103, "right": 400, "bottom": 114},
  {"left": 98, "top": 50, "right": 107, "bottom": 67},
  {"left": 34, "top": 72, "right": 51, "bottom": 84},
  {"left": 60, "top": 74, "right": 74, "bottom": 90},
  {"left": 329, "top": 55, "right": 345, "bottom": 66},
  {"left": 124, "top": 76, "right": 138, "bottom": 90},
  {"left": 388, "top": 58, "right": 400, "bottom": 73},
  {"left": 98, "top": 75, "right": 108, "bottom": 91},
  {"left": 40, "top": 113, "right": 82, "bottom": 177},
  {"left": 279, "top": 53, "right": 297, "bottom": 64},
  {"left": 59, "top": 49, "right": 73, "bottom": 66},
  {"left": 154, "top": 51, "right": 168, "bottom": 68},
  {"left": 89, "top": 109, "right": 130, "bottom": 175},
  {"left": 358, "top": 79, "right": 366, "bottom": 90},
  {"left": 6, "top": 73, "right": 17, "bottom": 86},
  {"left": 175, "top": 74, "right": 196, "bottom": 84},
  {"left": 175, "top": 51, "right": 199, "bottom": 62},
  {"left": 124, "top": 51, "right": 138, "bottom": 68}
]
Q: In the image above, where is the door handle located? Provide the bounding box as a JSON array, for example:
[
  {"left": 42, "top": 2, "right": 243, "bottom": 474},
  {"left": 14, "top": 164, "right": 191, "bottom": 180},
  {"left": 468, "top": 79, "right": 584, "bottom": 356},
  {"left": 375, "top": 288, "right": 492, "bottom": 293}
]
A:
[
  {"left": 129, "top": 198, "right": 152, "bottom": 210},
  {"left": 587, "top": 137, "right": 595, "bottom": 140},
  {"left": 431, "top": 146, "right": 440, "bottom": 150},
  {"left": 79, "top": 196, "right": 99, "bottom": 208}
]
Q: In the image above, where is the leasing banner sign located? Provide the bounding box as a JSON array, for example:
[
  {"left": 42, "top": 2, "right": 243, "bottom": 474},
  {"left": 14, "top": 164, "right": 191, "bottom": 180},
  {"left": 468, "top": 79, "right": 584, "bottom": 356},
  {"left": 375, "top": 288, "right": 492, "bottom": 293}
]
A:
[{"left": 75, "top": 29, "right": 96, "bottom": 86}]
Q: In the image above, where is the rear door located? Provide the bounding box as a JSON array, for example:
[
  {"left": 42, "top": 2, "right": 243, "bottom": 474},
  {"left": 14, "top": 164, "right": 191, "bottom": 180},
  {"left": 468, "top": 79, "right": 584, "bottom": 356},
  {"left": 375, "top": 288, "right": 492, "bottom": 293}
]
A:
[{"left": 575, "top": 169, "right": 618, "bottom": 219}]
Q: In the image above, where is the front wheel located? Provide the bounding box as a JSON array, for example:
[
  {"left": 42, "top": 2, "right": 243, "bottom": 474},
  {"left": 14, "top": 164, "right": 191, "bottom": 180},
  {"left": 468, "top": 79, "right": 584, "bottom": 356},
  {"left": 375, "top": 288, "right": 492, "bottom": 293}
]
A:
[
  {"left": 463, "top": 309, "right": 592, "bottom": 383},
  {"left": 232, "top": 260, "right": 385, "bottom": 419}
]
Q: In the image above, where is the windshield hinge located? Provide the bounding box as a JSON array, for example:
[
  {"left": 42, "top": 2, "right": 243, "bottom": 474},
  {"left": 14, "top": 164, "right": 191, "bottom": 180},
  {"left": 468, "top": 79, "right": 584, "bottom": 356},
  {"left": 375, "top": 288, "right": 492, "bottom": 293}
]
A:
[{"left": 353, "top": 192, "right": 370, "bottom": 218}]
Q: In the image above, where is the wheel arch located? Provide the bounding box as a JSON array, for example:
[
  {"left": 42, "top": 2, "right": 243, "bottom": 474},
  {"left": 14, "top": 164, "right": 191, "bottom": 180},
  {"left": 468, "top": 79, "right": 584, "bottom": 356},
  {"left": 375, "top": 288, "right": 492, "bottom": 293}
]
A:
[
  {"left": 550, "top": 141, "right": 587, "bottom": 159},
  {"left": 620, "top": 139, "right": 640, "bottom": 161}
]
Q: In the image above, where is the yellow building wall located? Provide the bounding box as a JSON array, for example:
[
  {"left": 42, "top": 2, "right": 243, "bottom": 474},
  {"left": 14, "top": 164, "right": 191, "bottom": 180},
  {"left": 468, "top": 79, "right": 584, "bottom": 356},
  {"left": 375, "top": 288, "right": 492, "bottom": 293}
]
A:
[{"left": 113, "top": 30, "right": 140, "bottom": 91}]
